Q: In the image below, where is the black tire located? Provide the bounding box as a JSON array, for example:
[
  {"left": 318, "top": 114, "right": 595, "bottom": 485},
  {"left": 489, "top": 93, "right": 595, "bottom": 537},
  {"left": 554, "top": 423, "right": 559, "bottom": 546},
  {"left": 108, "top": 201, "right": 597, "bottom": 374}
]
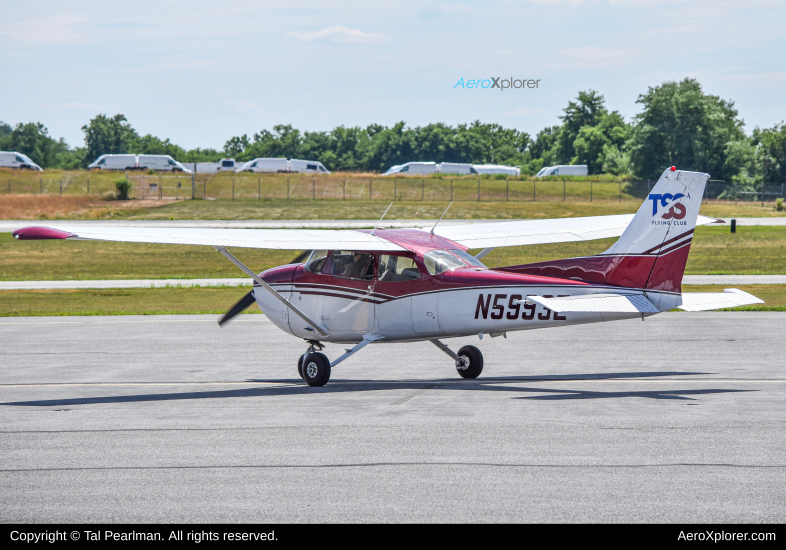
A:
[
  {"left": 302, "top": 352, "right": 331, "bottom": 386},
  {"left": 456, "top": 345, "right": 483, "bottom": 379},
  {"left": 297, "top": 354, "right": 304, "bottom": 379}
]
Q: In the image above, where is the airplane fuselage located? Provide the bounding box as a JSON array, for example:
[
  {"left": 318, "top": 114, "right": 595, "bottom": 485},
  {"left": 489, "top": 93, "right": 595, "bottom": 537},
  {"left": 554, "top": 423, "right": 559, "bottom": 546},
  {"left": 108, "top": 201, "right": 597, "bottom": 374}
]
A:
[{"left": 253, "top": 229, "right": 669, "bottom": 344}]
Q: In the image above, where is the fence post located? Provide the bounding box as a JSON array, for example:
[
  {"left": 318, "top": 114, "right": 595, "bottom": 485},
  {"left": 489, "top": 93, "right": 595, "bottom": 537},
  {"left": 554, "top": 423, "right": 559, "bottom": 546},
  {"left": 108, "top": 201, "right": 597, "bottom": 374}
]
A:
[
  {"left": 159, "top": 177, "right": 162, "bottom": 200},
  {"left": 87, "top": 178, "right": 90, "bottom": 194},
  {"left": 394, "top": 178, "right": 397, "bottom": 200},
  {"left": 203, "top": 179, "right": 206, "bottom": 199},
  {"left": 619, "top": 182, "right": 621, "bottom": 202},
  {"left": 8, "top": 178, "right": 10, "bottom": 194},
  {"left": 40, "top": 178, "right": 42, "bottom": 194},
  {"left": 477, "top": 179, "right": 480, "bottom": 202},
  {"left": 533, "top": 180, "right": 535, "bottom": 202},
  {"left": 762, "top": 183, "right": 765, "bottom": 207},
  {"left": 343, "top": 179, "right": 345, "bottom": 200},
  {"left": 450, "top": 179, "right": 453, "bottom": 201},
  {"left": 590, "top": 181, "right": 593, "bottom": 202},
  {"left": 287, "top": 177, "right": 290, "bottom": 200},
  {"left": 313, "top": 178, "right": 316, "bottom": 200},
  {"left": 191, "top": 169, "right": 195, "bottom": 200},
  {"left": 369, "top": 178, "right": 372, "bottom": 200},
  {"left": 232, "top": 178, "right": 235, "bottom": 200},
  {"left": 422, "top": 178, "right": 425, "bottom": 201},
  {"left": 563, "top": 178, "right": 565, "bottom": 202},
  {"left": 506, "top": 179, "right": 509, "bottom": 201},
  {"left": 60, "top": 178, "right": 62, "bottom": 195},
  {"left": 258, "top": 178, "right": 261, "bottom": 201}
]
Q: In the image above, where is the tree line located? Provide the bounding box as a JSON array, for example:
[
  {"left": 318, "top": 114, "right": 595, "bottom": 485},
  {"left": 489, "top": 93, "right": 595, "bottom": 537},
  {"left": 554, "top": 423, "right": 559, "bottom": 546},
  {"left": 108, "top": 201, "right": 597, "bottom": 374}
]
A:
[{"left": 2, "top": 78, "right": 784, "bottom": 184}]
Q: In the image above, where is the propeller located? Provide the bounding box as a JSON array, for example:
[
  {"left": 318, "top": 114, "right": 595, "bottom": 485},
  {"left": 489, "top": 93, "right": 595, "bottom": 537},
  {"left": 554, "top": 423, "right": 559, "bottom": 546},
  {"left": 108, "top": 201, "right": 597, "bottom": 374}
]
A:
[
  {"left": 218, "top": 250, "right": 312, "bottom": 327},
  {"left": 218, "top": 290, "right": 257, "bottom": 327}
]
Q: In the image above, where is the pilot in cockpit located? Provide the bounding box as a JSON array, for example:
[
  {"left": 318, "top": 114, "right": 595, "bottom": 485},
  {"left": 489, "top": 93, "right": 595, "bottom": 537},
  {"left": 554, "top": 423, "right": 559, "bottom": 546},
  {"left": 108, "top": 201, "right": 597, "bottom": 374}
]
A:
[{"left": 343, "top": 252, "right": 370, "bottom": 278}]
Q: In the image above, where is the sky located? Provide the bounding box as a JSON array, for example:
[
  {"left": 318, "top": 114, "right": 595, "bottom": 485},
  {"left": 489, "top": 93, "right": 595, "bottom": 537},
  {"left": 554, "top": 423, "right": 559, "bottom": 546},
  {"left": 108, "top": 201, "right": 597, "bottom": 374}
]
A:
[{"left": 1, "top": 0, "right": 785, "bottom": 150}]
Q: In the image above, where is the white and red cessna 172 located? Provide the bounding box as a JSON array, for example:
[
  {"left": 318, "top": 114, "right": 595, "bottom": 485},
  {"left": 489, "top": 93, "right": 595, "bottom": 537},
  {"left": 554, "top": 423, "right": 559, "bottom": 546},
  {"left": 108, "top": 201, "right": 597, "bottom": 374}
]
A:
[{"left": 13, "top": 168, "right": 763, "bottom": 386}]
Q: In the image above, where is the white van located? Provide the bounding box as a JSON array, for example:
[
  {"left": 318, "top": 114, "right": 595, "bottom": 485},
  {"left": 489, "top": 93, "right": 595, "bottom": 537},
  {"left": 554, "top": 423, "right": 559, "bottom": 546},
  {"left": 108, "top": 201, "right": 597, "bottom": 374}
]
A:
[
  {"left": 438, "top": 162, "right": 473, "bottom": 175},
  {"left": 288, "top": 159, "right": 330, "bottom": 174},
  {"left": 138, "top": 154, "right": 192, "bottom": 173},
  {"left": 470, "top": 164, "right": 521, "bottom": 177},
  {"left": 237, "top": 158, "right": 289, "bottom": 173},
  {"left": 536, "top": 165, "right": 588, "bottom": 177},
  {"left": 88, "top": 154, "right": 138, "bottom": 171},
  {"left": 382, "top": 162, "right": 437, "bottom": 176},
  {"left": 0, "top": 151, "right": 43, "bottom": 171},
  {"left": 218, "top": 158, "right": 236, "bottom": 172}
]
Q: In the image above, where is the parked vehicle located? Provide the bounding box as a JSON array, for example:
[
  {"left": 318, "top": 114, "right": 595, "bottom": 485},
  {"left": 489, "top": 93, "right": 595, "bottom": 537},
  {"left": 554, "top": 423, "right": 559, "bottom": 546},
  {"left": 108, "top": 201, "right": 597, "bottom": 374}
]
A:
[
  {"left": 0, "top": 151, "right": 43, "bottom": 171},
  {"left": 437, "top": 162, "right": 473, "bottom": 175},
  {"left": 218, "top": 158, "right": 236, "bottom": 172},
  {"left": 535, "top": 165, "right": 588, "bottom": 177},
  {"left": 138, "top": 154, "right": 192, "bottom": 173},
  {"left": 87, "top": 154, "right": 139, "bottom": 171},
  {"left": 288, "top": 159, "right": 331, "bottom": 174},
  {"left": 470, "top": 164, "right": 521, "bottom": 177},
  {"left": 237, "top": 158, "right": 289, "bottom": 173},
  {"left": 382, "top": 162, "right": 437, "bottom": 176}
]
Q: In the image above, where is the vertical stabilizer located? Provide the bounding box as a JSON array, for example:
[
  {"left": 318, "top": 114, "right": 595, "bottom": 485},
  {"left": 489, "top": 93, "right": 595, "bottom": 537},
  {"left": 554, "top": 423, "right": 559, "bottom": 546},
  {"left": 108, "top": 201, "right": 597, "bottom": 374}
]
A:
[{"left": 602, "top": 168, "right": 708, "bottom": 305}]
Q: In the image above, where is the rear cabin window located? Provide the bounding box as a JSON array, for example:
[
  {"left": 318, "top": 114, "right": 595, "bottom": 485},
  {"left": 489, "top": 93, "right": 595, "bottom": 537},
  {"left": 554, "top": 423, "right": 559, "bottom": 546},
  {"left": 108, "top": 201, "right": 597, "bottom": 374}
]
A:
[
  {"left": 322, "top": 251, "right": 374, "bottom": 280},
  {"left": 423, "top": 250, "right": 467, "bottom": 275},
  {"left": 378, "top": 255, "right": 420, "bottom": 282},
  {"left": 307, "top": 164, "right": 317, "bottom": 171},
  {"left": 448, "top": 249, "right": 486, "bottom": 268}
]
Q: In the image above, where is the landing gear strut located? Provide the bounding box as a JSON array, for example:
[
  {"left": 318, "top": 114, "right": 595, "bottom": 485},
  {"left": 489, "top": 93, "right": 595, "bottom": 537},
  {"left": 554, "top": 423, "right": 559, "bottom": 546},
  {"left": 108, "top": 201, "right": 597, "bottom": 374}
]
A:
[{"left": 430, "top": 340, "right": 484, "bottom": 379}]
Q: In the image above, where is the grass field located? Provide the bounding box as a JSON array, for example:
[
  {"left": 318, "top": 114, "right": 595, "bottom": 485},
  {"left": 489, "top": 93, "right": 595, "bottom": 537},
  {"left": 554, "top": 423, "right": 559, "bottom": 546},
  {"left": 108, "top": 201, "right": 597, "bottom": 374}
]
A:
[
  {"left": 2, "top": 225, "right": 784, "bottom": 281},
  {"left": 2, "top": 167, "right": 784, "bottom": 221},
  {"left": 0, "top": 284, "right": 781, "bottom": 317}
]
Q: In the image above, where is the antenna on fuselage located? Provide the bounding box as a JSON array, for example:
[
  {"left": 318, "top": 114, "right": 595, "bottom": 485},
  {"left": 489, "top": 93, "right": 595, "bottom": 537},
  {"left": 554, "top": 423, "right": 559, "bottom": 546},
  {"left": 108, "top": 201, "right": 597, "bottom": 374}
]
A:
[
  {"left": 371, "top": 202, "right": 394, "bottom": 237},
  {"left": 430, "top": 202, "right": 453, "bottom": 235}
]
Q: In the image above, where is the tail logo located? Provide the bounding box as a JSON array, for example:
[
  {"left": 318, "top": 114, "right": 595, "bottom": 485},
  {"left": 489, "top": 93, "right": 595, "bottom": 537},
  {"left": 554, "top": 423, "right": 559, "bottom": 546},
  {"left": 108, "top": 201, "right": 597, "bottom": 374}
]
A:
[{"left": 649, "top": 193, "right": 687, "bottom": 220}]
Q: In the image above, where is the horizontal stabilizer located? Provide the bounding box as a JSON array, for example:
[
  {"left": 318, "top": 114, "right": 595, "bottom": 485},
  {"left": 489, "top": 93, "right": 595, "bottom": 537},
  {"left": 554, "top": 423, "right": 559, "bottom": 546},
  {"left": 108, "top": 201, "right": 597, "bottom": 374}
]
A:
[
  {"left": 678, "top": 289, "right": 764, "bottom": 312},
  {"left": 524, "top": 294, "right": 660, "bottom": 314}
]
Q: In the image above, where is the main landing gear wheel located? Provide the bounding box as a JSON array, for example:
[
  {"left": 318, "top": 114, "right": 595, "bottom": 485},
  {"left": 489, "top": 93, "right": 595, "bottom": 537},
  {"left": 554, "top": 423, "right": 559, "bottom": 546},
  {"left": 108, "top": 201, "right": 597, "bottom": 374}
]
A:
[
  {"left": 297, "top": 354, "right": 305, "bottom": 379},
  {"left": 303, "top": 352, "right": 331, "bottom": 387},
  {"left": 456, "top": 345, "right": 483, "bottom": 379}
]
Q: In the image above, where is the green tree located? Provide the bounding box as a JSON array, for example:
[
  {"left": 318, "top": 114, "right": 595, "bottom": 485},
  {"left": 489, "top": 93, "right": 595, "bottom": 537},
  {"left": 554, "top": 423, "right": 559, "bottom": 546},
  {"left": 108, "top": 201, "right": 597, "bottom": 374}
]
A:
[
  {"left": 627, "top": 78, "right": 746, "bottom": 180},
  {"left": 81, "top": 114, "right": 138, "bottom": 167},
  {"left": 752, "top": 123, "right": 786, "bottom": 183}
]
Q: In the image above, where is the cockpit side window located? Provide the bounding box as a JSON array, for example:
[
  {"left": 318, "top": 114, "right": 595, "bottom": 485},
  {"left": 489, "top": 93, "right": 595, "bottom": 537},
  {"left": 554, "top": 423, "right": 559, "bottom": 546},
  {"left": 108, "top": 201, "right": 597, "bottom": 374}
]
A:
[
  {"left": 321, "top": 251, "right": 374, "bottom": 280},
  {"left": 378, "top": 255, "right": 421, "bottom": 282}
]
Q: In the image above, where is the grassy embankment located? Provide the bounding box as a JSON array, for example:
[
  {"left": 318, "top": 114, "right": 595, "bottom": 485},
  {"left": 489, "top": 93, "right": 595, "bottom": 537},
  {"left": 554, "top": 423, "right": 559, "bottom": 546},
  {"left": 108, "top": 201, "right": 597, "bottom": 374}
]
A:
[
  {"left": 1, "top": 225, "right": 783, "bottom": 315},
  {"left": 2, "top": 168, "right": 784, "bottom": 220}
]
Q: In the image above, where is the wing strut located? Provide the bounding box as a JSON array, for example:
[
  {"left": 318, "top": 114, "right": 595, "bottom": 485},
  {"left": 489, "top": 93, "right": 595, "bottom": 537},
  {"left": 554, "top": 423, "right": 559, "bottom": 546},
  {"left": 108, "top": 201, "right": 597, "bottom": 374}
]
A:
[{"left": 214, "top": 246, "right": 329, "bottom": 337}]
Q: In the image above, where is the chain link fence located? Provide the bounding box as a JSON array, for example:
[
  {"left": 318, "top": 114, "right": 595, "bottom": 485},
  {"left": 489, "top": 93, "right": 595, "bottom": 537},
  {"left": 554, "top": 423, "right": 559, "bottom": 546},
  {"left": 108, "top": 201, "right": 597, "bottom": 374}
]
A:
[{"left": 1, "top": 171, "right": 784, "bottom": 205}]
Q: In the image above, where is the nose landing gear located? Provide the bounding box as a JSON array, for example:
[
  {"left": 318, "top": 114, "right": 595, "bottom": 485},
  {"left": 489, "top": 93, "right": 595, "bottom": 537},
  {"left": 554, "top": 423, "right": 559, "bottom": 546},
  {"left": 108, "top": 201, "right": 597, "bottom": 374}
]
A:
[{"left": 299, "top": 340, "right": 330, "bottom": 386}]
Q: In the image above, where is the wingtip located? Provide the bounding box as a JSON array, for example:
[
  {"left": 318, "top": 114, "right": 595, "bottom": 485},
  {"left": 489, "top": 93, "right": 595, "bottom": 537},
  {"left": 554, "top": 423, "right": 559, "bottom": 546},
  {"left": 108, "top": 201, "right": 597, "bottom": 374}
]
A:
[{"left": 12, "top": 226, "right": 75, "bottom": 240}]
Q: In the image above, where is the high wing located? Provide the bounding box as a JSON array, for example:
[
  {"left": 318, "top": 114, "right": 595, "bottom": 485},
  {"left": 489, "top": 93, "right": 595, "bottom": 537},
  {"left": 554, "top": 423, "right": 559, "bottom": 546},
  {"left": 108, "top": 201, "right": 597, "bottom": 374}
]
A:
[
  {"left": 11, "top": 225, "right": 406, "bottom": 251},
  {"left": 432, "top": 214, "right": 722, "bottom": 249}
]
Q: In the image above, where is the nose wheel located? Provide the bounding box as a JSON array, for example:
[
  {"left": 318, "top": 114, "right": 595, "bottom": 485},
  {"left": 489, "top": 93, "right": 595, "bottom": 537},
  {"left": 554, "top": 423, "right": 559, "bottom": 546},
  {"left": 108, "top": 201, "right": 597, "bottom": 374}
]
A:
[
  {"left": 455, "top": 345, "right": 483, "bottom": 379},
  {"left": 302, "top": 353, "right": 331, "bottom": 386}
]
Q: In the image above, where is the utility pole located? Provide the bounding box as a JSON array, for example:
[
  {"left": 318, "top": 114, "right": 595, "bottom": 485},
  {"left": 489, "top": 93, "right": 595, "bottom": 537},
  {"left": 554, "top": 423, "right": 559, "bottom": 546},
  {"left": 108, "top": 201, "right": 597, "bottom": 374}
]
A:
[{"left": 191, "top": 164, "right": 196, "bottom": 200}]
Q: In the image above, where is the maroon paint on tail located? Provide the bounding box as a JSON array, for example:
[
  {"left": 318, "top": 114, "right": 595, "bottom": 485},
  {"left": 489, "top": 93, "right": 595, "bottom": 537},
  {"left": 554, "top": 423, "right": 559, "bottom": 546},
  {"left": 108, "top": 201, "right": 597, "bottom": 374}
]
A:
[
  {"left": 499, "top": 238, "right": 693, "bottom": 293},
  {"left": 12, "top": 227, "right": 75, "bottom": 240}
]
